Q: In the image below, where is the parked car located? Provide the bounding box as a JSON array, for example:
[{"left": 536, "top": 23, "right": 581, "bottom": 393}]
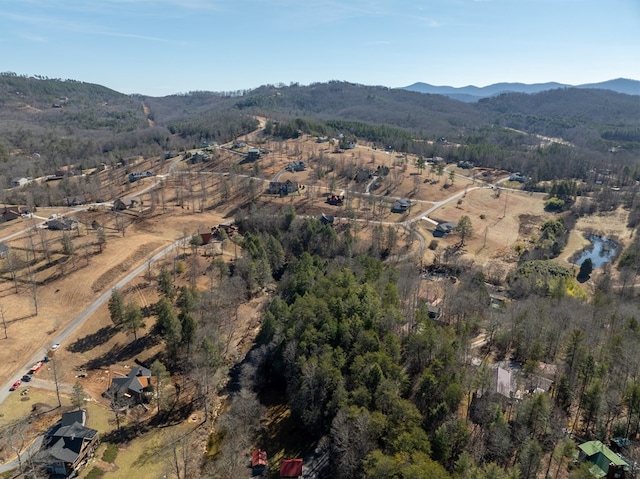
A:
[
  {"left": 10, "top": 380, "right": 21, "bottom": 391},
  {"left": 29, "top": 361, "right": 43, "bottom": 374},
  {"left": 21, "top": 375, "right": 31, "bottom": 382},
  {"left": 51, "top": 343, "right": 60, "bottom": 351}
]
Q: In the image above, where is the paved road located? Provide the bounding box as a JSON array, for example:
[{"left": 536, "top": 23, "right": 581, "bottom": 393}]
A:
[
  {"left": 0, "top": 237, "right": 186, "bottom": 406},
  {"left": 0, "top": 435, "right": 43, "bottom": 474}
]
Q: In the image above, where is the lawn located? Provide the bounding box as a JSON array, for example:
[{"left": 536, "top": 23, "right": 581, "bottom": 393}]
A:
[{"left": 0, "top": 388, "right": 67, "bottom": 427}]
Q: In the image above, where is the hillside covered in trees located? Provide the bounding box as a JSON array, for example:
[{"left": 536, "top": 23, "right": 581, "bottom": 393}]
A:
[{"left": 1, "top": 73, "right": 639, "bottom": 205}]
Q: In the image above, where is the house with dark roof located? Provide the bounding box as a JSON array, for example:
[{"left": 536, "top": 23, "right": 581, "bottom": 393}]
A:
[
  {"left": 280, "top": 458, "right": 303, "bottom": 478},
  {"left": 391, "top": 199, "right": 411, "bottom": 213},
  {"left": 36, "top": 410, "right": 99, "bottom": 478},
  {"left": 354, "top": 168, "right": 373, "bottom": 183},
  {"left": 47, "top": 217, "right": 78, "bottom": 231},
  {"left": 285, "top": 161, "right": 306, "bottom": 172},
  {"left": 246, "top": 148, "right": 261, "bottom": 161},
  {"left": 434, "top": 222, "right": 457, "bottom": 236},
  {"left": 106, "top": 365, "right": 152, "bottom": 404},
  {"left": 1, "top": 205, "right": 22, "bottom": 222},
  {"left": 319, "top": 213, "right": 335, "bottom": 226},
  {"left": 268, "top": 180, "right": 299, "bottom": 196},
  {"left": 64, "top": 195, "right": 86, "bottom": 207},
  {"left": 113, "top": 197, "right": 139, "bottom": 210}
]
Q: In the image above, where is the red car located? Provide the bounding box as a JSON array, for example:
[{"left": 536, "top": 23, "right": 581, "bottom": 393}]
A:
[{"left": 9, "top": 380, "right": 21, "bottom": 391}]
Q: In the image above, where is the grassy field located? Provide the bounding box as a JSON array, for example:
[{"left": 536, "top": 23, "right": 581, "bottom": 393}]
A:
[{"left": 0, "top": 388, "right": 67, "bottom": 427}]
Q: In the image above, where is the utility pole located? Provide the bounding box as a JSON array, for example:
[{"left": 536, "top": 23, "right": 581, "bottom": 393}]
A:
[
  {"left": 503, "top": 188, "right": 509, "bottom": 218},
  {"left": 52, "top": 358, "right": 62, "bottom": 408}
]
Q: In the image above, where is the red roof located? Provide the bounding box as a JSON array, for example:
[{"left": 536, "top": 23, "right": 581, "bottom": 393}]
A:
[
  {"left": 252, "top": 449, "right": 267, "bottom": 468},
  {"left": 200, "top": 232, "right": 212, "bottom": 245},
  {"left": 280, "top": 458, "right": 303, "bottom": 478}
]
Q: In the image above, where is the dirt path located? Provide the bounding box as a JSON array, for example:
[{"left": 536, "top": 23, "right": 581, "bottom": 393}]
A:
[{"left": 141, "top": 101, "right": 155, "bottom": 127}]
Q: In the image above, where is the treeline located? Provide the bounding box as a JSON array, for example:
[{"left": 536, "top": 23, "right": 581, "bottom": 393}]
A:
[
  {"left": 0, "top": 72, "right": 128, "bottom": 108},
  {"left": 167, "top": 111, "right": 259, "bottom": 143}
]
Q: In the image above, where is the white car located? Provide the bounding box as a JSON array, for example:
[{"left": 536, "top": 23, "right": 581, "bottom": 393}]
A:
[{"left": 51, "top": 343, "right": 60, "bottom": 351}]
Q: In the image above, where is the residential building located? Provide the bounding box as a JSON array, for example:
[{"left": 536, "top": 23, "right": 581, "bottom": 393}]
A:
[
  {"left": 392, "top": 199, "right": 411, "bottom": 213},
  {"left": 11, "top": 177, "right": 32, "bottom": 188},
  {"left": 36, "top": 410, "right": 99, "bottom": 478},
  {"left": 578, "top": 440, "right": 628, "bottom": 478},
  {"left": 113, "top": 198, "right": 139, "bottom": 210},
  {"left": 1, "top": 206, "right": 22, "bottom": 222},
  {"left": 268, "top": 180, "right": 299, "bottom": 196},
  {"left": 435, "top": 222, "right": 457, "bottom": 235},
  {"left": 106, "top": 365, "right": 152, "bottom": 404}
]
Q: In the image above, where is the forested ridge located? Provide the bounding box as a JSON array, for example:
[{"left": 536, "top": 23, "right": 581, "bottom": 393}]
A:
[{"left": 1, "top": 75, "right": 639, "bottom": 201}]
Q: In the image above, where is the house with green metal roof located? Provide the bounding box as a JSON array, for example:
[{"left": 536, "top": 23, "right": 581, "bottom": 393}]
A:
[{"left": 578, "top": 440, "right": 628, "bottom": 478}]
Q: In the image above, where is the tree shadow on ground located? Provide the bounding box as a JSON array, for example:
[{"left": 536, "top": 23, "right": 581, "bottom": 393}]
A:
[
  {"left": 80, "top": 333, "right": 161, "bottom": 370},
  {"left": 67, "top": 325, "right": 119, "bottom": 354}
]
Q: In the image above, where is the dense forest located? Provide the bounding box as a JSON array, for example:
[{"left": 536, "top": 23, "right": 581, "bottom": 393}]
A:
[{"left": 190, "top": 208, "right": 640, "bottom": 479}]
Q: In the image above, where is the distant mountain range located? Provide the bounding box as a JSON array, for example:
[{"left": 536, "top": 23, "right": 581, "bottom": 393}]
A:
[{"left": 402, "top": 78, "right": 640, "bottom": 102}]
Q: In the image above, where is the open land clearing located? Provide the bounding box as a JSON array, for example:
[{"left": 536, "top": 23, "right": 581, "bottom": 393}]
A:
[{"left": 0, "top": 122, "right": 635, "bottom": 476}]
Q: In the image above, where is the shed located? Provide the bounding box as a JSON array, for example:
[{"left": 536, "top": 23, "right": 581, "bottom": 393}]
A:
[
  {"left": 251, "top": 449, "right": 267, "bottom": 469},
  {"left": 199, "top": 232, "right": 212, "bottom": 245},
  {"left": 280, "top": 458, "right": 303, "bottom": 478}
]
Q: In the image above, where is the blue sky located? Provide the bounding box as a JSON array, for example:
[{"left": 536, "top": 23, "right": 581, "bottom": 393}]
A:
[{"left": 1, "top": 0, "right": 638, "bottom": 96}]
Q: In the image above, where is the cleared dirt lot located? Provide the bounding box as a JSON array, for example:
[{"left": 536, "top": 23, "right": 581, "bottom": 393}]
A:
[{"left": 0, "top": 207, "right": 227, "bottom": 390}]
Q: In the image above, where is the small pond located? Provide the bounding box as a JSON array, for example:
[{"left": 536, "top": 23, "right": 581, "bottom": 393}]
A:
[{"left": 571, "top": 235, "right": 619, "bottom": 268}]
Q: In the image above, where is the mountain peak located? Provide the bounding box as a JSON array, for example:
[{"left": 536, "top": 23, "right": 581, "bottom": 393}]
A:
[{"left": 402, "top": 79, "right": 640, "bottom": 101}]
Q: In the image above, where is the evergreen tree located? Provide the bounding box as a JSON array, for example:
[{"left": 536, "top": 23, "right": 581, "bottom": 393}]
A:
[
  {"left": 158, "top": 266, "right": 175, "bottom": 301},
  {"left": 577, "top": 258, "right": 593, "bottom": 281},
  {"left": 108, "top": 287, "right": 125, "bottom": 326},
  {"left": 123, "top": 300, "right": 144, "bottom": 340}
]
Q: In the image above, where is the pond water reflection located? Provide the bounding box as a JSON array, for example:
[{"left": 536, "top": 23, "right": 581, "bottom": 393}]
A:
[{"left": 571, "top": 235, "right": 618, "bottom": 268}]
